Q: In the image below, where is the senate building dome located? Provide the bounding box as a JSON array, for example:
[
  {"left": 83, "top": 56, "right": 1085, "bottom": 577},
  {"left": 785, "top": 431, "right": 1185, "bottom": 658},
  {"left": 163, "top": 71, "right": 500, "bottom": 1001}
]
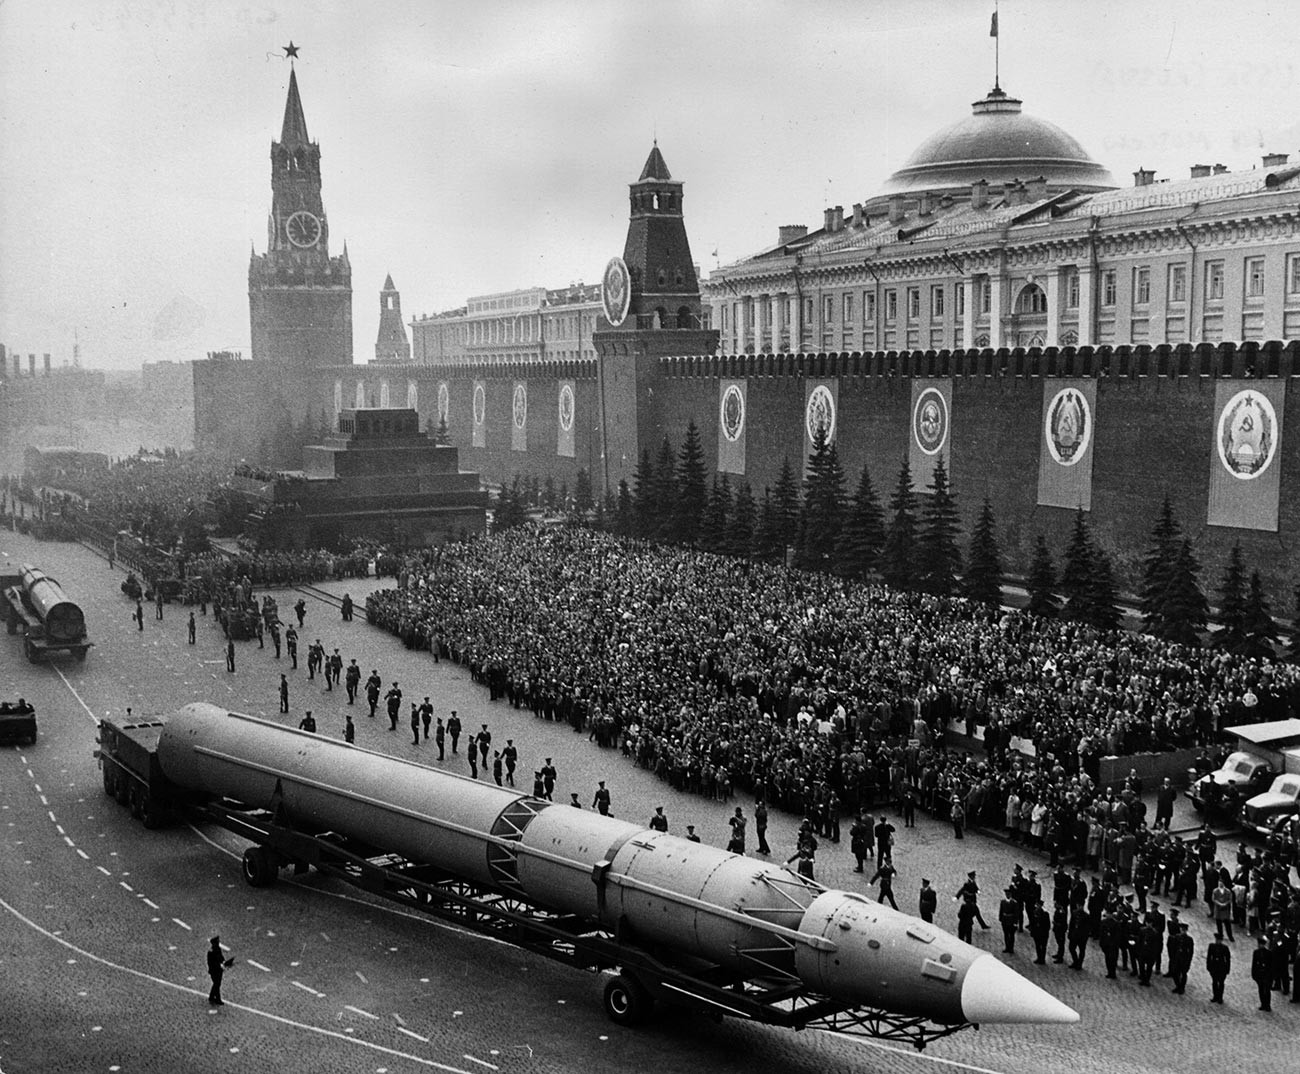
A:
[{"left": 881, "top": 85, "right": 1116, "bottom": 197}]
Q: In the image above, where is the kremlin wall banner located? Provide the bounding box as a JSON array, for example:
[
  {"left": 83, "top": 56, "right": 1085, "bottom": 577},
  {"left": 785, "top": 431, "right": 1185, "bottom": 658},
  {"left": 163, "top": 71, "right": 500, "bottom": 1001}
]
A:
[
  {"left": 909, "top": 379, "right": 952, "bottom": 493},
  {"left": 472, "top": 380, "right": 486, "bottom": 448},
  {"left": 717, "top": 379, "right": 747, "bottom": 475},
  {"left": 804, "top": 379, "right": 839, "bottom": 464},
  {"left": 511, "top": 381, "right": 527, "bottom": 452},
  {"left": 1036, "top": 380, "right": 1097, "bottom": 511},
  {"left": 557, "top": 380, "right": 576, "bottom": 458},
  {"left": 1207, "top": 380, "right": 1286, "bottom": 532}
]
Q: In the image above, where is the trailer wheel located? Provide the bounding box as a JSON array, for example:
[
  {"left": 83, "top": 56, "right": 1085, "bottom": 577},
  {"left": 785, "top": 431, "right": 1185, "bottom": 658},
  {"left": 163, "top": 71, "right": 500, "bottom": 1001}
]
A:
[
  {"left": 103, "top": 766, "right": 116, "bottom": 797},
  {"left": 242, "top": 847, "right": 278, "bottom": 888},
  {"left": 139, "top": 793, "right": 163, "bottom": 830},
  {"left": 24, "top": 639, "right": 38, "bottom": 663},
  {"left": 603, "top": 974, "right": 653, "bottom": 1027}
]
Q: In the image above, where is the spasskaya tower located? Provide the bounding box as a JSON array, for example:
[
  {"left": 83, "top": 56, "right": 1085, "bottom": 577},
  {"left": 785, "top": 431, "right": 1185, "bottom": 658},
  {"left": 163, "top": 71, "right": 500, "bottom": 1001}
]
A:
[{"left": 248, "top": 64, "right": 353, "bottom": 367}]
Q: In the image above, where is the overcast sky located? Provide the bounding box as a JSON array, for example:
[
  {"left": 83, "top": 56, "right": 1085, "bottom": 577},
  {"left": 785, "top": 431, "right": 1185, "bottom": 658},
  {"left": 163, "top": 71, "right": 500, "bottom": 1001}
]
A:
[{"left": 2, "top": 0, "right": 1298, "bottom": 372}]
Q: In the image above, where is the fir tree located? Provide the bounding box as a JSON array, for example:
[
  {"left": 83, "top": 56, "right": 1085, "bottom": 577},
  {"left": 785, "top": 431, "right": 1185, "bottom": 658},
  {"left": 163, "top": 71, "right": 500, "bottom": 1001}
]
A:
[
  {"left": 1241, "top": 570, "right": 1279, "bottom": 657},
  {"left": 602, "top": 489, "right": 618, "bottom": 531},
  {"left": 1289, "top": 582, "right": 1300, "bottom": 661},
  {"left": 964, "top": 498, "right": 1003, "bottom": 605},
  {"left": 880, "top": 458, "right": 918, "bottom": 590},
  {"left": 1059, "top": 508, "right": 1096, "bottom": 618},
  {"left": 699, "top": 475, "right": 730, "bottom": 553},
  {"left": 652, "top": 436, "right": 678, "bottom": 543},
  {"left": 836, "top": 463, "right": 886, "bottom": 580},
  {"left": 543, "top": 475, "right": 556, "bottom": 513},
  {"left": 1026, "top": 534, "right": 1059, "bottom": 618},
  {"left": 616, "top": 479, "right": 633, "bottom": 537},
  {"left": 728, "top": 481, "right": 756, "bottom": 558},
  {"left": 632, "top": 448, "right": 656, "bottom": 538},
  {"left": 917, "top": 456, "right": 962, "bottom": 596},
  {"left": 1085, "top": 545, "right": 1123, "bottom": 632},
  {"left": 753, "top": 487, "right": 781, "bottom": 563},
  {"left": 1156, "top": 538, "right": 1209, "bottom": 647},
  {"left": 1216, "top": 543, "right": 1248, "bottom": 651},
  {"left": 558, "top": 480, "right": 569, "bottom": 514},
  {"left": 797, "top": 426, "right": 846, "bottom": 571},
  {"left": 771, "top": 456, "right": 801, "bottom": 556},
  {"left": 1140, "top": 495, "right": 1181, "bottom": 637},
  {"left": 573, "top": 468, "right": 594, "bottom": 514},
  {"left": 675, "top": 420, "right": 708, "bottom": 545}
]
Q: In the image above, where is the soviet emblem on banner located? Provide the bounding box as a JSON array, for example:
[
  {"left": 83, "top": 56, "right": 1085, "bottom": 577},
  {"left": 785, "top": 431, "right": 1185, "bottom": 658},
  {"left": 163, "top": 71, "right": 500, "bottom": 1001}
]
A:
[
  {"left": 512, "top": 384, "right": 527, "bottom": 429},
  {"left": 913, "top": 387, "right": 948, "bottom": 455},
  {"left": 558, "top": 384, "right": 574, "bottom": 432},
  {"left": 472, "top": 383, "right": 486, "bottom": 427},
  {"left": 1045, "top": 387, "right": 1091, "bottom": 466},
  {"left": 1218, "top": 390, "right": 1277, "bottom": 480},
  {"left": 720, "top": 384, "right": 745, "bottom": 443},
  {"left": 601, "top": 257, "right": 631, "bottom": 327},
  {"left": 437, "top": 382, "right": 450, "bottom": 425},
  {"left": 805, "top": 385, "right": 836, "bottom": 443}
]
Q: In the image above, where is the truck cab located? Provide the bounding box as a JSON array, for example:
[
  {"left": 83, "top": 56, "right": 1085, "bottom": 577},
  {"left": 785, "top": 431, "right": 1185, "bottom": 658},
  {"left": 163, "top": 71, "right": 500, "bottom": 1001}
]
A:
[
  {"left": 1241, "top": 773, "right": 1300, "bottom": 837},
  {"left": 1187, "top": 751, "right": 1275, "bottom": 816}
]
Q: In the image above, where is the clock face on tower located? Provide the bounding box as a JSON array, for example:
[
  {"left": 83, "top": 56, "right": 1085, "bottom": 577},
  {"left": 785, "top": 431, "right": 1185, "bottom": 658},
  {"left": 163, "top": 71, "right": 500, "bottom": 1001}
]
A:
[{"left": 285, "top": 210, "right": 322, "bottom": 248}]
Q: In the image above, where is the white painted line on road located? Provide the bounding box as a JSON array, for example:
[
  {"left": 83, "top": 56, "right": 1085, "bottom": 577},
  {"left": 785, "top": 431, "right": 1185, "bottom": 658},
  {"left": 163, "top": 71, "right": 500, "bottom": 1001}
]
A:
[
  {"left": 345, "top": 1004, "right": 379, "bottom": 1020},
  {"left": 172, "top": 918, "right": 192, "bottom": 931},
  {"left": 247, "top": 960, "right": 271, "bottom": 973},
  {"left": 39, "top": 796, "right": 48, "bottom": 806},
  {"left": 56, "top": 825, "right": 65, "bottom": 835},
  {"left": 63, "top": 836, "right": 75, "bottom": 847},
  {"left": 356, "top": 971, "right": 368, "bottom": 984},
  {"left": 292, "top": 980, "right": 325, "bottom": 997},
  {"left": 47, "top": 810, "right": 56, "bottom": 823},
  {"left": 832, "top": 1033, "right": 1012, "bottom": 1074},
  {"left": 0, "top": 893, "right": 477, "bottom": 1073},
  {"left": 97, "top": 866, "right": 112, "bottom": 876},
  {"left": 461, "top": 1056, "right": 498, "bottom": 1070},
  {"left": 76, "top": 849, "right": 89, "bottom": 860},
  {"left": 53, "top": 666, "right": 99, "bottom": 725},
  {"left": 398, "top": 1027, "right": 429, "bottom": 1043},
  {"left": 142, "top": 898, "right": 159, "bottom": 909},
  {"left": 34, "top": 783, "right": 41, "bottom": 793},
  {"left": 120, "top": 881, "right": 134, "bottom": 892},
  {"left": 27, "top": 769, "right": 34, "bottom": 778}
]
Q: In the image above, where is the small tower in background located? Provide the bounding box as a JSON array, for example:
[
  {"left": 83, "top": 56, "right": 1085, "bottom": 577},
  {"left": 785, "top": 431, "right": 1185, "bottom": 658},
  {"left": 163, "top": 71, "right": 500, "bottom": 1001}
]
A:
[{"left": 374, "top": 274, "right": 411, "bottom": 363}]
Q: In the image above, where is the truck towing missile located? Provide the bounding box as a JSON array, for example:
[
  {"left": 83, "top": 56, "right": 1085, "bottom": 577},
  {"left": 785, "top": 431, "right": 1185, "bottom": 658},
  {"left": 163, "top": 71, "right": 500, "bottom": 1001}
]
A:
[{"left": 98, "top": 703, "right": 1078, "bottom": 1048}]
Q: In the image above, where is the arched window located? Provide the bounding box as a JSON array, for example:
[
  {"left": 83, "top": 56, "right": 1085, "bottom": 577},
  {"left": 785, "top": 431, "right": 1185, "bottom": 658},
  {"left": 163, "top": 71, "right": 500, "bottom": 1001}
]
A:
[
  {"left": 1016, "top": 283, "right": 1047, "bottom": 315},
  {"left": 677, "top": 306, "right": 693, "bottom": 328}
]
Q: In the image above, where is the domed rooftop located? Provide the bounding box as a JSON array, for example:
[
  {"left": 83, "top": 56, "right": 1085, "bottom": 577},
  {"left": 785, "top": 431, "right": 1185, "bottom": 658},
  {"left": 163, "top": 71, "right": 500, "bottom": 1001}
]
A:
[{"left": 882, "top": 86, "right": 1116, "bottom": 195}]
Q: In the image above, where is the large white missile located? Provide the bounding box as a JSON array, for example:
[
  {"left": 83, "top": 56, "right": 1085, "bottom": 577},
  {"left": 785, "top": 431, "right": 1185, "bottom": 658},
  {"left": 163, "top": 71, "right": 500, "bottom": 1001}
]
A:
[{"left": 157, "top": 703, "right": 1078, "bottom": 1026}]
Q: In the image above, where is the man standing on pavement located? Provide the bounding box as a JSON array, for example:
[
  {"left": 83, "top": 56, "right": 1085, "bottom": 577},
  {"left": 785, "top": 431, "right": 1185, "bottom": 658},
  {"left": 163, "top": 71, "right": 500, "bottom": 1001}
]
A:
[
  {"left": 419, "top": 697, "right": 433, "bottom": 740},
  {"left": 279, "top": 674, "right": 289, "bottom": 714},
  {"left": 1206, "top": 932, "right": 1231, "bottom": 1003},
  {"left": 135, "top": 599, "right": 145, "bottom": 631},
  {"left": 1155, "top": 777, "right": 1177, "bottom": 829},
  {"left": 448, "top": 712, "right": 463, "bottom": 754},
  {"left": 435, "top": 718, "right": 446, "bottom": 760},
  {"left": 955, "top": 871, "right": 991, "bottom": 930},
  {"left": 999, "top": 888, "right": 1021, "bottom": 954},
  {"left": 1169, "top": 922, "right": 1194, "bottom": 994},
  {"left": 385, "top": 683, "right": 402, "bottom": 731},
  {"left": 918, "top": 878, "right": 937, "bottom": 923},
  {"left": 343, "top": 713, "right": 355, "bottom": 744},
  {"left": 207, "top": 936, "right": 234, "bottom": 1005},
  {"left": 592, "top": 780, "right": 612, "bottom": 816},
  {"left": 1098, "top": 907, "right": 1121, "bottom": 978},
  {"left": 649, "top": 806, "right": 668, "bottom": 832},
  {"left": 226, "top": 638, "right": 235, "bottom": 673},
  {"left": 410, "top": 703, "right": 421, "bottom": 745},
  {"left": 1029, "top": 899, "right": 1051, "bottom": 965},
  {"left": 540, "top": 756, "right": 556, "bottom": 800},
  {"left": 345, "top": 660, "right": 361, "bottom": 704},
  {"left": 726, "top": 806, "right": 747, "bottom": 853},
  {"left": 502, "top": 740, "right": 517, "bottom": 786},
  {"left": 1068, "top": 905, "right": 1091, "bottom": 970},
  {"left": 365, "top": 670, "right": 381, "bottom": 717},
  {"left": 755, "top": 799, "right": 771, "bottom": 855},
  {"left": 870, "top": 860, "right": 900, "bottom": 910},
  {"left": 188, "top": 611, "right": 196, "bottom": 645},
  {"left": 286, "top": 626, "right": 298, "bottom": 669},
  {"left": 294, "top": 598, "right": 306, "bottom": 627},
  {"left": 1252, "top": 935, "right": 1274, "bottom": 1010},
  {"left": 492, "top": 751, "right": 503, "bottom": 786},
  {"left": 850, "top": 813, "right": 870, "bottom": 872}
]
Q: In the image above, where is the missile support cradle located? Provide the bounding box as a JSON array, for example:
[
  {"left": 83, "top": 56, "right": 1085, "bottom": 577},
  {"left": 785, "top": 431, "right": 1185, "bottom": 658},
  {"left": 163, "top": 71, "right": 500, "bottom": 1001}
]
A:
[{"left": 96, "top": 703, "right": 1077, "bottom": 1049}]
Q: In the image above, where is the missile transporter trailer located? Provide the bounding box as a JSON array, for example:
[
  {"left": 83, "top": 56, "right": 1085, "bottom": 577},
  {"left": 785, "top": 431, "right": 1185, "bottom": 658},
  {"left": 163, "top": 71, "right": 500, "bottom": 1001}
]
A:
[
  {"left": 96, "top": 703, "right": 1076, "bottom": 1049},
  {"left": 2, "top": 564, "right": 92, "bottom": 663}
]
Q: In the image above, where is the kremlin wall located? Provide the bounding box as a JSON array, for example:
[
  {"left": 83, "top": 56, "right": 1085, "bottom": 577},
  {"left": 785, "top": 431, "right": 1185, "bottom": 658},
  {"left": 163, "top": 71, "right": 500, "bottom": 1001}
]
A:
[{"left": 191, "top": 66, "right": 1300, "bottom": 602}]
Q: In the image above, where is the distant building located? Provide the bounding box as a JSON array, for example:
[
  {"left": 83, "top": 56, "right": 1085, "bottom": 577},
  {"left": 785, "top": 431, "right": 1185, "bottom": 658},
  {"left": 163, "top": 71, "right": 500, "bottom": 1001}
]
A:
[
  {"left": 373, "top": 275, "right": 411, "bottom": 363},
  {"left": 705, "top": 82, "right": 1300, "bottom": 353}
]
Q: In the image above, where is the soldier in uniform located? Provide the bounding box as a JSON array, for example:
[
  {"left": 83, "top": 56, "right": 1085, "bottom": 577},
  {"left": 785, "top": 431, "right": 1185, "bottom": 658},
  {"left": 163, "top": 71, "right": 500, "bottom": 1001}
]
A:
[
  {"left": 345, "top": 660, "right": 361, "bottom": 704},
  {"left": 1068, "top": 905, "right": 1090, "bottom": 970},
  {"left": 285, "top": 626, "right": 298, "bottom": 669},
  {"left": 1051, "top": 902, "right": 1069, "bottom": 964},
  {"left": 1137, "top": 918, "right": 1160, "bottom": 985},
  {"left": 649, "top": 806, "right": 668, "bottom": 832},
  {"left": 870, "top": 860, "right": 899, "bottom": 910},
  {"left": 502, "top": 739, "right": 517, "bottom": 786},
  {"left": 955, "top": 871, "right": 991, "bottom": 930},
  {"left": 918, "top": 878, "right": 938, "bottom": 924},
  {"left": 1169, "top": 922, "right": 1194, "bottom": 994},
  {"left": 999, "top": 888, "right": 1021, "bottom": 954},
  {"left": 1098, "top": 907, "right": 1121, "bottom": 979},
  {"left": 540, "top": 756, "right": 556, "bottom": 799},
  {"left": 1028, "top": 899, "right": 1051, "bottom": 965},
  {"left": 754, "top": 799, "right": 771, "bottom": 855},
  {"left": 384, "top": 683, "right": 402, "bottom": 730},
  {"left": 592, "top": 780, "right": 611, "bottom": 816},
  {"left": 434, "top": 718, "right": 446, "bottom": 760},
  {"left": 447, "top": 712, "right": 463, "bottom": 754},
  {"left": 1252, "top": 935, "right": 1274, "bottom": 1010},
  {"left": 849, "top": 813, "right": 871, "bottom": 872},
  {"left": 418, "top": 697, "right": 432, "bottom": 740},
  {"left": 1205, "top": 933, "right": 1231, "bottom": 1003}
]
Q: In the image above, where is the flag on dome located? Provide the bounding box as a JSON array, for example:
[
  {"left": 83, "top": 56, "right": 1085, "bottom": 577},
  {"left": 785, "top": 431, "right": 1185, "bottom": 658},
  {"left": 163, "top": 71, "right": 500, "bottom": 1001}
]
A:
[{"left": 990, "top": 11, "right": 998, "bottom": 37}]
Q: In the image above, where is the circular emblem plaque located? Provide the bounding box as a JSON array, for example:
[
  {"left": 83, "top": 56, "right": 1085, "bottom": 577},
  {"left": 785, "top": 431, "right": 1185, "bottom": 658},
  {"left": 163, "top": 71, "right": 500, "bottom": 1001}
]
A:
[
  {"left": 1045, "top": 387, "right": 1091, "bottom": 466},
  {"left": 720, "top": 384, "right": 745, "bottom": 443},
  {"left": 602, "top": 256, "right": 632, "bottom": 327},
  {"left": 558, "top": 383, "right": 575, "bottom": 433},
  {"left": 437, "top": 382, "right": 449, "bottom": 424},
  {"left": 1217, "top": 389, "right": 1277, "bottom": 480},
  {"left": 913, "top": 387, "right": 948, "bottom": 456},
  {"left": 512, "top": 383, "right": 527, "bottom": 429},
  {"left": 472, "top": 383, "right": 486, "bottom": 427},
  {"left": 805, "top": 385, "right": 836, "bottom": 444}
]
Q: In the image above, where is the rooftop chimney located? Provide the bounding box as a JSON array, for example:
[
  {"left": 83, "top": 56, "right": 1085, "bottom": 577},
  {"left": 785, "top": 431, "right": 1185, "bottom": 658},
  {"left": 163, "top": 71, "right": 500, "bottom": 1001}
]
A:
[
  {"left": 1189, "top": 164, "right": 1212, "bottom": 179},
  {"left": 1212, "top": 163, "right": 1228, "bottom": 175},
  {"left": 823, "top": 207, "right": 835, "bottom": 233},
  {"left": 918, "top": 192, "right": 932, "bottom": 216},
  {"left": 1003, "top": 180, "right": 1026, "bottom": 206},
  {"left": 833, "top": 205, "right": 844, "bottom": 231},
  {"left": 1133, "top": 167, "right": 1156, "bottom": 187},
  {"left": 1026, "top": 176, "right": 1048, "bottom": 200},
  {"left": 887, "top": 195, "right": 906, "bottom": 224},
  {"left": 851, "top": 202, "right": 864, "bottom": 228},
  {"left": 1264, "top": 152, "right": 1289, "bottom": 168},
  {"left": 971, "top": 179, "right": 989, "bottom": 209},
  {"left": 43, "top": 353, "right": 51, "bottom": 375},
  {"left": 778, "top": 224, "right": 808, "bottom": 246}
]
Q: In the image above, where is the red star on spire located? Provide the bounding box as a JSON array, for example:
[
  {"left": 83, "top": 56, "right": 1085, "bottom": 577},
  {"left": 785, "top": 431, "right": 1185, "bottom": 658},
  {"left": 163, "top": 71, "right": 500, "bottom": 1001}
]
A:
[{"left": 283, "top": 41, "right": 300, "bottom": 59}]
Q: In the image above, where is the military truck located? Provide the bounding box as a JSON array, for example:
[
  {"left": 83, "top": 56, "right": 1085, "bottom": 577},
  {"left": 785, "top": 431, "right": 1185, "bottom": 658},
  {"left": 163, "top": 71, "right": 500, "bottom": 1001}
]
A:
[{"left": 0, "top": 699, "right": 37, "bottom": 746}]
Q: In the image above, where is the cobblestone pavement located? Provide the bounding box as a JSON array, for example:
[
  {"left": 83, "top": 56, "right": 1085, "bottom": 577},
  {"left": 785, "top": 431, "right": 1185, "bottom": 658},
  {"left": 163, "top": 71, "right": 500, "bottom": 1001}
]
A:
[{"left": 0, "top": 532, "right": 1291, "bottom": 1074}]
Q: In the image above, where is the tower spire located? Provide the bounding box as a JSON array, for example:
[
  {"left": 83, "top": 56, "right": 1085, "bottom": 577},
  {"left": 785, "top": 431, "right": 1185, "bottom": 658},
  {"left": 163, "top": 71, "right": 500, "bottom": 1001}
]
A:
[{"left": 280, "top": 67, "right": 310, "bottom": 145}]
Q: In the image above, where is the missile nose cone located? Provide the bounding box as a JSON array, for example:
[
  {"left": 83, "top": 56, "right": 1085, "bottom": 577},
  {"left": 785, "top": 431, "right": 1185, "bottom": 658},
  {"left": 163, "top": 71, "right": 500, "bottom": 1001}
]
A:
[{"left": 959, "top": 955, "right": 1079, "bottom": 1025}]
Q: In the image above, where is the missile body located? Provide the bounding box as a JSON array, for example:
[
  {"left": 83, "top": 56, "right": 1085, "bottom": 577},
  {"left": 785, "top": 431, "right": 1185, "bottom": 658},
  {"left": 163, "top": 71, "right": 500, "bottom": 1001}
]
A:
[{"left": 157, "top": 703, "right": 1077, "bottom": 1026}]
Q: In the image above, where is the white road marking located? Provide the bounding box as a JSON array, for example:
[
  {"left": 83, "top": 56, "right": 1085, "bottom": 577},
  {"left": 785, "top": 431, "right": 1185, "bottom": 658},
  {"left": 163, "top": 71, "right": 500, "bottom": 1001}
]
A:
[
  {"left": 142, "top": 898, "right": 159, "bottom": 909},
  {"left": 247, "top": 960, "right": 271, "bottom": 973},
  {"left": 293, "top": 980, "right": 325, "bottom": 997},
  {"left": 53, "top": 666, "right": 99, "bottom": 724},
  {"left": 832, "top": 1033, "right": 1013, "bottom": 1073},
  {"left": 39, "top": 796, "right": 47, "bottom": 806},
  {"left": 120, "top": 882, "right": 134, "bottom": 892},
  {"left": 63, "top": 836, "right": 75, "bottom": 847},
  {"left": 399, "top": 1028, "right": 430, "bottom": 1043},
  {"left": 0, "top": 893, "right": 475, "bottom": 1072},
  {"left": 345, "top": 1005, "right": 379, "bottom": 1020},
  {"left": 76, "top": 849, "right": 89, "bottom": 860},
  {"left": 34, "top": 783, "right": 41, "bottom": 793},
  {"left": 356, "top": 971, "right": 368, "bottom": 984},
  {"left": 97, "top": 866, "right": 112, "bottom": 876},
  {"left": 461, "top": 1056, "right": 498, "bottom": 1071},
  {"left": 47, "top": 811, "right": 56, "bottom": 823},
  {"left": 172, "top": 918, "right": 191, "bottom": 931}
]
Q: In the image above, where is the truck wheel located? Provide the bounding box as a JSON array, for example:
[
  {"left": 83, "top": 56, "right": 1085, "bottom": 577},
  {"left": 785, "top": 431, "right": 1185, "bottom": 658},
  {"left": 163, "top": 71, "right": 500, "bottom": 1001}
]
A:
[
  {"left": 603, "top": 974, "right": 653, "bottom": 1027},
  {"left": 103, "top": 766, "right": 116, "bottom": 797},
  {"left": 24, "top": 639, "right": 38, "bottom": 663},
  {"left": 242, "top": 847, "right": 277, "bottom": 888},
  {"left": 140, "top": 795, "right": 163, "bottom": 829}
]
